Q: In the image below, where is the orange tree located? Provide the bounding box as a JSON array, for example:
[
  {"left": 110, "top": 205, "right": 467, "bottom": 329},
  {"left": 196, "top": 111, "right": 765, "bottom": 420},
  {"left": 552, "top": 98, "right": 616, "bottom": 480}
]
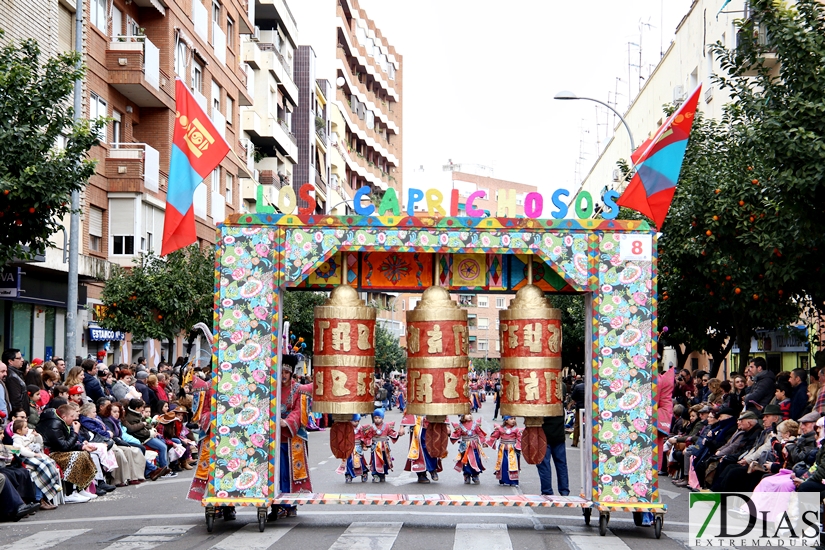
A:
[{"left": 0, "top": 31, "right": 102, "bottom": 266}]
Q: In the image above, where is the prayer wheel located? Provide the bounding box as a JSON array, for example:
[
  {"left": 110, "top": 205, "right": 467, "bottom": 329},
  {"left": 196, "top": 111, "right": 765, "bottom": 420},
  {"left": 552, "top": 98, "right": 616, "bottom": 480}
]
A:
[
  {"left": 313, "top": 285, "right": 376, "bottom": 459},
  {"left": 499, "top": 284, "right": 564, "bottom": 464},
  {"left": 406, "top": 286, "right": 470, "bottom": 457}
]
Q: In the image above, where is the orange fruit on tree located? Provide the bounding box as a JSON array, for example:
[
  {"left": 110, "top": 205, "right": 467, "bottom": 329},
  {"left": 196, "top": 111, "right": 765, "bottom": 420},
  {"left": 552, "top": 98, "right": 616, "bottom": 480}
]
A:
[
  {"left": 734, "top": 287, "right": 741, "bottom": 294},
  {"left": 739, "top": 200, "right": 745, "bottom": 206},
  {"left": 715, "top": 189, "right": 721, "bottom": 194},
  {"left": 712, "top": 215, "right": 718, "bottom": 221},
  {"left": 752, "top": 294, "right": 759, "bottom": 300},
  {"left": 752, "top": 179, "right": 759, "bottom": 184}
]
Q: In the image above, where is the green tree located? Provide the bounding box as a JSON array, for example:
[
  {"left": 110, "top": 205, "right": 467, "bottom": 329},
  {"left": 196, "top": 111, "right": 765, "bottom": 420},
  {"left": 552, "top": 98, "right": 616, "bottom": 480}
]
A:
[
  {"left": 710, "top": 0, "right": 825, "bottom": 318},
  {"left": 549, "top": 293, "right": 586, "bottom": 374},
  {"left": 374, "top": 323, "right": 406, "bottom": 375},
  {"left": 471, "top": 357, "right": 500, "bottom": 375},
  {"left": 0, "top": 31, "right": 103, "bottom": 266},
  {"left": 99, "top": 246, "right": 214, "bottom": 348},
  {"left": 283, "top": 291, "right": 327, "bottom": 356}
]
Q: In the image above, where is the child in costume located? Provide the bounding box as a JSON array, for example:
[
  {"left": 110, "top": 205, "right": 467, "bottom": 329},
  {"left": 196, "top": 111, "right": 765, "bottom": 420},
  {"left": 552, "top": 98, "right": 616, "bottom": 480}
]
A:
[
  {"left": 336, "top": 414, "right": 369, "bottom": 483},
  {"left": 450, "top": 414, "right": 487, "bottom": 484},
  {"left": 403, "top": 413, "right": 443, "bottom": 483},
  {"left": 487, "top": 416, "right": 523, "bottom": 486},
  {"left": 470, "top": 382, "right": 482, "bottom": 412},
  {"left": 361, "top": 409, "right": 401, "bottom": 482}
]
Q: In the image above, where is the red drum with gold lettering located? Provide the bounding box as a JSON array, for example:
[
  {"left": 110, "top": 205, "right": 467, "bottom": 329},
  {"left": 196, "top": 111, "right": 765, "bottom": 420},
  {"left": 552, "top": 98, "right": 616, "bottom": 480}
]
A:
[
  {"left": 312, "top": 285, "right": 377, "bottom": 415},
  {"left": 499, "top": 284, "right": 563, "bottom": 464},
  {"left": 499, "top": 284, "right": 563, "bottom": 418},
  {"left": 405, "top": 286, "right": 471, "bottom": 417}
]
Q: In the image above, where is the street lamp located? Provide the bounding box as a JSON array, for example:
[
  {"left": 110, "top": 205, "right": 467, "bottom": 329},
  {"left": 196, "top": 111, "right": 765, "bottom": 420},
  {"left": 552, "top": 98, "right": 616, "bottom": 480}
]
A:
[{"left": 554, "top": 91, "right": 636, "bottom": 153}]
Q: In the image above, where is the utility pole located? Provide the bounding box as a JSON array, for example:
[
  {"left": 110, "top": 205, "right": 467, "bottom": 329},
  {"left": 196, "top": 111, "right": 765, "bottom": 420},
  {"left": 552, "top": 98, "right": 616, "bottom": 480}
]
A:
[{"left": 66, "top": 0, "right": 84, "bottom": 367}]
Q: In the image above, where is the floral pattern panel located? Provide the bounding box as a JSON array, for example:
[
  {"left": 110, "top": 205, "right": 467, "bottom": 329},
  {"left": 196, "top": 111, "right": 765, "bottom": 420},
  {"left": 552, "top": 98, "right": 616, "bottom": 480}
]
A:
[
  {"left": 282, "top": 227, "right": 589, "bottom": 291},
  {"left": 208, "top": 227, "right": 276, "bottom": 501},
  {"left": 592, "top": 232, "right": 655, "bottom": 503}
]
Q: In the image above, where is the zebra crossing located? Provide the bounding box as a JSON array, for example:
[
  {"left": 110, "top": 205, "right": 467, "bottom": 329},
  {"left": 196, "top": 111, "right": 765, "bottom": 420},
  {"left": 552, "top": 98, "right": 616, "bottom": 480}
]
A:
[{"left": 0, "top": 521, "right": 687, "bottom": 549}]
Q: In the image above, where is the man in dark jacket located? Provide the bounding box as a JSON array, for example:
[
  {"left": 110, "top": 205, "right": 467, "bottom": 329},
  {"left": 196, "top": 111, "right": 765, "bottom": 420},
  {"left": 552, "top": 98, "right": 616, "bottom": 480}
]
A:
[
  {"left": 713, "top": 407, "right": 780, "bottom": 491},
  {"left": 1, "top": 349, "right": 28, "bottom": 416},
  {"left": 81, "top": 359, "right": 105, "bottom": 402},
  {"left": 745, "top": 358, "right": 776, "bottom": 413},
  {"left": 537, "top": 415, "right": 569, "bottom": 496},
  {"left": 133, "top": 372, "right": 152, "bottom": 404},
  {"left": 789, "top": 368, "right": 809, "bottom": 421},
  {"left": 570, "top": 376, "right": 585, "bottom": 447}
]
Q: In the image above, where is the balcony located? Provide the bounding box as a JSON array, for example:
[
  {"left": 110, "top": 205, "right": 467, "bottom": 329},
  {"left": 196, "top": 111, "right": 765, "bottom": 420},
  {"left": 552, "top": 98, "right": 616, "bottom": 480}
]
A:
[
  {"left": 259, "top": 43, "right": 299, "bottom": 105},
  {"left": 458, "top": 295, "right": 477, "bottom": 308},
  {"left": 315, "top": 170, "right": 327, "bottom": 196},
  {"left": 242, "top": 112, "right": 298, "bottom": 160},
  {"left": 105, "top": 143, "right": 160, "bottom": 193},
  {"left": 737, "top": 20, "right": 778, "bottom": 76},
  {"left": 106, "top": 36, "right": 173, "bottom": 109}
]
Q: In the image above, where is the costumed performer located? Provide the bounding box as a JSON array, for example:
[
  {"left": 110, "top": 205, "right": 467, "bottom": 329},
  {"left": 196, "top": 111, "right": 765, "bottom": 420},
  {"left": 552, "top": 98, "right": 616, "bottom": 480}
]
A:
[
  {"left": 402, "top": 413, "right": 443, "bottom": 484},
  {"left": 335, "top": 414, "right": 369, "bottom": 483},
  {"left": 450, "top": 413, "right": 487, "bottom": 484},
  {"left": 487, "top": 415, "right": 523, "bottom": 486},
  {"left": 361, "top": 408, "right": 401, "bottom": 482},
  {"left": 270, "top": 354, "right": 313, "bottom": 519}
]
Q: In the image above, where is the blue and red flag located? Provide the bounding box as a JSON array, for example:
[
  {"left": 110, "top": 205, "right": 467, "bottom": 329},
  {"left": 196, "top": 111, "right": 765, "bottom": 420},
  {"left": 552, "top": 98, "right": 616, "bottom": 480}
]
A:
[
  {"left": 616, "top": 84, "right": 702, "bottom": 229},
  {"left": 161, "top": 79, "right": 229, "bottom": 256}
]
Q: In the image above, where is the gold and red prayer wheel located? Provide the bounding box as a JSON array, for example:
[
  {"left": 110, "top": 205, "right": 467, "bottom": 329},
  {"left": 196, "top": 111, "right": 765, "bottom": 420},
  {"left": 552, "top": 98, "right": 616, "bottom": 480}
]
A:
[
  {"left": 499, "top": 284, "right": 563, "bottom": 464},
  {"left": 313, "top": 285, "right": 376, "bottom": 459},
  {"left": 406, "top": 286, "right": 470, "bottom": 458}
]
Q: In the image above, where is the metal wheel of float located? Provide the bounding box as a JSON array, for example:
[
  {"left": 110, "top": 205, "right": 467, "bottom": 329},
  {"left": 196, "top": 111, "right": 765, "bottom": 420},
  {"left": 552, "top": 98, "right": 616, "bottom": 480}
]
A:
[
  {"left": 654, "top": 515, "right": 663, "bottom": 539},
  {"left": 583, "top": 508, "right": 591, "bottom": 526},
  {"left": 205, "top": 505, "right": 215, "bottom": 533},
  {"left": 257, "top": 507, "right": 267, "bottom": 532},
  {"left": 599, "top": 512, "right": 610, "bottom": 536}
]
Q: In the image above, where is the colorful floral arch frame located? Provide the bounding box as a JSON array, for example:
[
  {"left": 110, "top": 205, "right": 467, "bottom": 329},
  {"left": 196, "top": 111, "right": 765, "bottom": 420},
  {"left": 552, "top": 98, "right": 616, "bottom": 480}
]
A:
[{"left": 206, "top": 214, "right": 659, "bottom": 508}]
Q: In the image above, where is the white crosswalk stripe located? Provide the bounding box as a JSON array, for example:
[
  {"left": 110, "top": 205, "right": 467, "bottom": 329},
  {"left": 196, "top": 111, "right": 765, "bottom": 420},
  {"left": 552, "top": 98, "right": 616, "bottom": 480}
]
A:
[
  {"left": 209, "top": 524, "right": 296, "bottom": 550},
  {"left": 327, "top": 522, "right": 403, "bottom": 550},
  {"left": 453, "top": 523, "right": 512, "bottom": 550},
  {"left": 560, "top": 524, "right": 635, "bottom": 550},
  {"left": 0, "top": 529, "right": 91, "bottom": 550},
  {"left": 101, "top": 524, "right": 196, "bottom": 550}
]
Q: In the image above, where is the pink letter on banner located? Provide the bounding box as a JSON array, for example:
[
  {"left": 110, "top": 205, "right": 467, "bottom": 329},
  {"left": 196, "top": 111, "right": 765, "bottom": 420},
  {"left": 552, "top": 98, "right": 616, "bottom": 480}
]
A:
[
  {"left": 524, "top": 192, "right": 544, "bottom": 218},
  {"left": 466, "top": 190, "right": 487, "bottom": 217}
]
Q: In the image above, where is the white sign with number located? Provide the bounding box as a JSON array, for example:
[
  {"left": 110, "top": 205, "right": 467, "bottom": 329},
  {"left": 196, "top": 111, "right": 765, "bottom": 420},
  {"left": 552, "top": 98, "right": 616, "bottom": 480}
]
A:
[{"left": 619, "top": 234, "right": 652, "bottom": 261}]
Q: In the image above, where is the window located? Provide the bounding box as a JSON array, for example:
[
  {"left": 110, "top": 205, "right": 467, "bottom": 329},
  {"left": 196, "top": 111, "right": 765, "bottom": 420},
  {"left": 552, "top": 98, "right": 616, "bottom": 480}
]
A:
[
  {"left": 211, "top": 80, "right": 221, "bottom": 112},
  {"left": 112, "top": 236, "right": 135, "bottom": 255},
  {"left": 409, "top": 298, "right": 419, "bottom": 310},
  {"left": 478, "top": 340, "right": 488, "bottom": 352},
  {"left": 495, "top": 297, "right": 506, "bottom": 309},
  {"left": 90, "top": 93, "right": 107, "bottom": 142},
  {"left": 226, "top": 96, "right": 234, "bottom": 125},
  {"left": 58, "top": 4, "right": 74, "bottom": 53},
  {"left": 478, "top": 317, "right": 489, "bottom": 330},
  {"left": 89, "top": 206, "right": 103, "bottom": 253},
  {"left": 226, "top": 16, "right": 234, "bottom": 49},
  {"left": 495, "top": 318, "right": 500, "bottom": 330},
  {"left": 477, "top": 296, "right": 488, "bottom": 308},
  {"left": 175, "top": 40, "right": 188, "bottom": 79},
  {"left": 192, "top": 62, "right": 203, "bottom": 93},
  {"left": 495, "top": 340, "right": 500, "bottom": 352},
  {"left": 225, "top": 173, "right": 233, "bottom": 204},
  {"left": 212, "top": 1, "right": 221, "bottom": 24},
  {"left": 211, "top": 167, "right": 221, "bottom": 193},
  {"left": 112, "top": 111, "right": 122, "bottom": 147},
  {"left": 90, "top": 0, "right": 106, "bottom": 32}
]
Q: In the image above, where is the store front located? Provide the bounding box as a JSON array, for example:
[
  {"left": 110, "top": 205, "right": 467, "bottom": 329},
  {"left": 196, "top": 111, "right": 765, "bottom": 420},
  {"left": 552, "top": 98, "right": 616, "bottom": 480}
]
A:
[{"left": 731, "top": 326, "right": 811, "bottom": 373}]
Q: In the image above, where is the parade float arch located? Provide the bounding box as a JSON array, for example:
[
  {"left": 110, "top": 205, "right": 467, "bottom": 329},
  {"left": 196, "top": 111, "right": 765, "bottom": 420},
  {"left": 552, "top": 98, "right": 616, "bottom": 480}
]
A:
[{"left": 203, "top": 213, "right": 665, "bottom": 536}]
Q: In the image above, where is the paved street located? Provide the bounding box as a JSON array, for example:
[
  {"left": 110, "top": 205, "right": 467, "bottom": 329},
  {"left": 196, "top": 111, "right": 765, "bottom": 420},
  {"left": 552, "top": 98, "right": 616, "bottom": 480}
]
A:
[{"left": 0, "top": 401, "right": 694, "bottom": 549}]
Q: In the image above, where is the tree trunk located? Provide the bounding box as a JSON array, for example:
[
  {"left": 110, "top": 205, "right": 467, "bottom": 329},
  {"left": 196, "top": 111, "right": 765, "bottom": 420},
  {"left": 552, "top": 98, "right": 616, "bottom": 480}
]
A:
[
  {"left": 675, "top": 344, "right": 693, "bottom": 370},
  {"left": 733, "top": 318, "right": 752, "bottom": 374},
  {"left": 710, "top": 339, "right": 735, "bottom": 378}
]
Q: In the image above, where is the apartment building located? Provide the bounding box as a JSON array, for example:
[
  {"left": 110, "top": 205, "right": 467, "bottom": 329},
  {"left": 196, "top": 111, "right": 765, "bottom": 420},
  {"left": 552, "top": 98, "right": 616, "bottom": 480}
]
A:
[
  {"left": 0, "top": 0, "right": 254, "bottom": 363},
  {"left": 292, "top": 0, "right": 403, "bottom": 212},
  {"left": 239, "top": 0, "right": 300, "bottom": 212}
]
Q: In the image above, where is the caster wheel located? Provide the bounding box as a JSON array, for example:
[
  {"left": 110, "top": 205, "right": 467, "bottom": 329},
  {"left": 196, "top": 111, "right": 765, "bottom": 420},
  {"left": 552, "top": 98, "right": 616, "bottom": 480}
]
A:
[
  {"left": 583, "top": 508, "right": 591, "bottom": 526},
  {"left": 257, "top": 508, "right": 267, "bottom": 532},
  {"left": 654, "top": 516, "right": 663, "bottom": 539},
  {"left": 599, "top": 513, "right": 609, "bottom": 536},
  {"left": 205, "top": 512, "right": 214, "bottom": 533},
  {"left": 633, "top": 511, "right": 643, "bottom": 526}
]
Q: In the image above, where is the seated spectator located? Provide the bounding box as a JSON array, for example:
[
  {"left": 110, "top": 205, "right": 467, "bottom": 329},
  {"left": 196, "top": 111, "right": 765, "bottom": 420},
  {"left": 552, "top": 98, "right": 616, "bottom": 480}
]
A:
[
  {"left": 157, "top": 411, "right": 192, "bottom": 471},
  {"left": 794, "top": 416, "right": 825, "bottom": 499},
  {"left": 80, "top": 360, "right": 105, "bottom": 403},
  {"left": 11, "top": 418, "right": 60, "bottom": 509},
  {"left": 690, "top": 407, "right": 738, "bottom": 486},
  {"left": 804, "top": 381, "right": 819, "bottom": 418},
  {"left": 41, "top": 371, "right": 59, "bottom": 399},
  {"left": 43, "top": 386, "right": 69, "bottom": 411},
  {"left": 100, "top": 401, "right": 160, "bottom": 481},
  {"left": 774, "top": 382, "right": 792, "bottom": 420},
  {"left": 713, "top": 405, "right": 782, "bottom": 492},
  {"left": 0, "top": 472, "right": 40, "bottom": 521},
  {"left": 706, "top": 379, "right": 724, "bottom": 406},
  {"left": 111, "top": 371, "right": 141, "bottom": 402},
  {"left": 36, "top": 404, "right": 99, "bottom": 503},
  {"left": 68, "top": 385, "right": 88, "bottom": 406},
  {"left": 122, "top": 399, "right": 170, "bottom": 478},
  {"left": 133, "top": 372, "right": 152, "bottom": 406},
  {"left": 64, "top": 367, "right": 84, "bottom": 388},
  {"left": 79, "top": 403, "right": 143, "bottom": 487},
  {"left": 707, "top": 410, "right": 762, "bottom": 490}
]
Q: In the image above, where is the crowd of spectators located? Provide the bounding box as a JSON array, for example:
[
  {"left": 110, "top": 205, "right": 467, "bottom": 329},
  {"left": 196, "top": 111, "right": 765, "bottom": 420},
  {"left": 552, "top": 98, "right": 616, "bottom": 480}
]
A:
[
  {"left": 662, "top": 357, "right": 825, "bottom": 502},
  {"left": 0, "top": 349, "right": 205, "bottom": 521}
]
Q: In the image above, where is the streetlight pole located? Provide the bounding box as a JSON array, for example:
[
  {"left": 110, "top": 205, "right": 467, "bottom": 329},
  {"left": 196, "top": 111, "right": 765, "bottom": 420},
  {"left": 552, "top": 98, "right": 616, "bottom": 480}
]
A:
[{"left": 554, "top": 91, "right": 636, "bottom": 153}]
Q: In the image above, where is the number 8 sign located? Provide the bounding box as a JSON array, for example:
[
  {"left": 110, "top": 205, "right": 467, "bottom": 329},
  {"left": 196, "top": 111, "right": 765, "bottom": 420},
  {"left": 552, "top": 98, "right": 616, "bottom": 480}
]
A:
[{"left": 619, "top": 234, "right": 652, "bottom": 261}]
